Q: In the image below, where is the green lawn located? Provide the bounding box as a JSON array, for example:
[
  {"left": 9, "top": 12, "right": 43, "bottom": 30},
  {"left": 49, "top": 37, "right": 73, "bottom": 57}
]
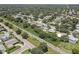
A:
[
  {"left": 57, "top": 41, "right": 79, "bottom": 52},
  {"left": 46, "top": 39, "right": 72, "bottom": 53},
  {"left": 22, "top": 50, "right": 30, "bottom": 54},
  {"left": 27, "top": 36, "right": 40, "bottom": 46},
  {"left": 46, "top": 47, "right": 59, "bottom": 54}
]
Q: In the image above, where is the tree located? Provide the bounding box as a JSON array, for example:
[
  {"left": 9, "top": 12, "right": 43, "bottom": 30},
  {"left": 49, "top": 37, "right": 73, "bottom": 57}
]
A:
[
  {"left": 4, "top": 22, "right": 9, "bottom": 26},
  {"left": 34, "top": 17, "right": 38, "bottom": 21},
  {"left": 8, "top": 24, "right": 13, "bottom": 29},
  {"left": 21, "top": 32, "right": 29, "bottom": 39},
  {"left": 72, "top": 47, "right": 79, "bottom": 54},
  {"left": 39, "top": 33, "right": 46, "bottom": 39},
  {"left": 73, "top": 31, "right": 79, "bottom": 38},
  {"left": 30, "top": 42, "right": 48, "bottom": 54},
  {"left": 42, "top": 19, "right": 47, "bottom": 23},
  {"left": 38, "top": 42, "right": 48, "bottom": 53},
  {"left": 23, "top": 22, "right": 30, "bottom": 28},
  {"left": 4, "top": 22, "right": 13, "bottom": 29},
  {"left": 16, "top": 29, "right": 21, "bottom": 34},
  {"left": 0, "top": 19, "right": 3, "bottom": 22},
  {"left": 31, "top": 24, "right": 36, "bottom": 29},
  {"left": 15, "top": 17, "right": 23, "bottom": 23},
  {"left": 60, "top": 35, "right": 69, "bottom": 42},
  {"left": 34, "top": 28, "right": 42, "bottom": 34}
]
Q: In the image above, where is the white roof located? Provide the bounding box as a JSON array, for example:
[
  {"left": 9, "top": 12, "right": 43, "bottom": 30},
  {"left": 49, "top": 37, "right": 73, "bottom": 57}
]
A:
[
  {"left": 1, "top": 32, "right": 9, "bottom": 41},
  {"left": 68, "top": 35, "right": 78, "bottom": 41},
  {"left": 48, "top": 29, "right": 55, "bottom": 32},
  {"left": 74, "top": 29, "right": 79, "bottom": 32},
  {"left": 56, "top": 32, "right": 67, "bottom": 37},
  {"left": 0, "top": 40, "right": 2, "bottom": 42},
  {"left": 0, "top": 43, "right": 6, "bottom": 50},
  {"left": 76, "top": 25, "right": 79, "bottom": 26}
]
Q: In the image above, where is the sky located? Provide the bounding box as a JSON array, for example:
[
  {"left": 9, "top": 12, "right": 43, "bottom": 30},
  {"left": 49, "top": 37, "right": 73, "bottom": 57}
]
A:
[{"left": 0, "top": 0, "right": 78, "bottom": 4}]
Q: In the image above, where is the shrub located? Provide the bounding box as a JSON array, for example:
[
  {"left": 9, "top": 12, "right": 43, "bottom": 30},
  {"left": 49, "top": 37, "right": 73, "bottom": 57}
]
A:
[
  {"left": 30, "top": 42, "right": 48, "bottom": 54},
  {"left": 4, "top": 22, "right": 9, "bottom": 26},
  {"left": 21, "top": 32, "right": 29, "bottom": 39},
  {"left": 0, "top": 19, "right": 3, "bottom": 22},
  {"left": 4, "top": 22, "right": 13, "bottom": 29},
  {"left": 16, "top": 29, "right": 22, "bottom": 34},
  {"left": 38, "top": 42, "right": 48, "bottom": 53}
]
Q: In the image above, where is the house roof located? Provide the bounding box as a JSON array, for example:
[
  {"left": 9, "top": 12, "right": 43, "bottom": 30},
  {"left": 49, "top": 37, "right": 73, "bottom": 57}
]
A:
[
  {"left": 68, "top": 35, "right": 78, "bottom": 41},
  {"left": 0, "top": 32, "right": 9, "bottom": 41},
  {"left": 56, "top": 32, "right": 67, "bottom": 37},
  {"left": 48, "top": 29, "right": 55, "bottom": 32},
  {"left": 0, "top": 43, "right": 6, "bottom": 50},
  {"left": 74, "top": 29, "right": 79, "bottom": 32}
]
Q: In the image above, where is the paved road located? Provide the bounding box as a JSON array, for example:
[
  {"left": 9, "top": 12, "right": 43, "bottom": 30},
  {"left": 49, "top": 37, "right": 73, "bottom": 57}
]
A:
[
  {"left": 1, "top": 18, "right": 72, "bottom": 54},
  {"left": 0, "top": 23, "right": 35, "bottom": 54}
]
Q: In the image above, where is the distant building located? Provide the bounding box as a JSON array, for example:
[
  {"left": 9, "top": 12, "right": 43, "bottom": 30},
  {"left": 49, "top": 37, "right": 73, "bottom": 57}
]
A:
[{"left": 68, "top": 35, "right": 78, "bottom": 44}]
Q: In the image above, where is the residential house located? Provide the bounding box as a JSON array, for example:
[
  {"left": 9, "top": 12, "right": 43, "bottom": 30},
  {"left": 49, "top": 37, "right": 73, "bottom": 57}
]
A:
[
  {"left": 5, "top": 38, "right": 18, "bottom": 48},
  {"left": 68, "top": 34, "right": 78, "bottom": 44},
  {"left": 73, "top": 24, "right": 79, "bottom": 33},
  {"left": 0, "top": 42, "right": 6, "bottom": 53},
  {"left": 56, "top": 32, "right": 67, "bottom": 37},
  {"left": 48, "top": 25, "right": 56, "bottom": 32},
  {"left": 0, "top": 31, "right": 10, "bottom": 41}
]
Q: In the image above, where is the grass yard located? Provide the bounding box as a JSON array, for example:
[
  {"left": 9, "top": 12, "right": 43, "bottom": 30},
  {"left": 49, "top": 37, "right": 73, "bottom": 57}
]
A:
[
  {"left": 27, "top": 36, "right": 40, "bottom": 46},
  {"left": 22, "top": 49, "right": 30, "bottom": 54},
  {"left": 46, "top": 47, "right": 59, "bottom": 54},
  {"left": 45, "top": 39, "right": 72, "bottom": 53},
  {"left": 56, "top": 41, "right": 79, "bottom": 53}
]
